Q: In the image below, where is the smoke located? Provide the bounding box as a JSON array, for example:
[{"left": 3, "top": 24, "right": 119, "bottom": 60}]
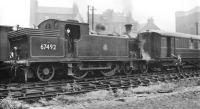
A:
[
  {"left": 140, "top": 39, "right": 151, "bottom": 61},
  {"left": 122, "top": 0, "right": 133, "bottom": 22}
]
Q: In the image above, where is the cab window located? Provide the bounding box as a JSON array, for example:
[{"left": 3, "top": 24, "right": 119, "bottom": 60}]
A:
[{"left": 65, "top": 24, "right": 80, "bottom": 40}]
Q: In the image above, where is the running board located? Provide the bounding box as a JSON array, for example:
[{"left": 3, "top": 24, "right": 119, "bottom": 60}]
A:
[{"left": 80, "top": 66, "right": 111, "bottom": 70}]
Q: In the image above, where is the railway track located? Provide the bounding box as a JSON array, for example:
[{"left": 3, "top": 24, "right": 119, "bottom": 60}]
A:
[{"left": 0, "top": 70, "right": 199, "bottom": 101}]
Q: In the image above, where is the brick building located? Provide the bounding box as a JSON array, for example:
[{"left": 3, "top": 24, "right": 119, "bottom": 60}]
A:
[
  {"left": 90, "top": 9, "right": 139, "bottom": 35},
  {"left": 30, "top": 0, "right": 83, "bottom": 28},
  {"left": 138, "top": 18, "right": 160, "bottom": 32},
  {"left": 175, "top": 6, "right": 200, "bottom": 35}
]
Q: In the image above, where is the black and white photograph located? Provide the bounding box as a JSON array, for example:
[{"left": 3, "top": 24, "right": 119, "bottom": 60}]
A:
[{"left": 1, "top": 0, "right": 200, "bottom": 108}]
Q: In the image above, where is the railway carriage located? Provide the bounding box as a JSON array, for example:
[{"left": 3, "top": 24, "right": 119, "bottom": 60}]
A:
[{"left": 138, "top": 30, "right": 200, "bottom": 72}]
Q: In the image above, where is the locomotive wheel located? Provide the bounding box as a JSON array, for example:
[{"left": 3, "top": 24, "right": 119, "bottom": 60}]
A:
[
  {"left": 37, "top": 64, "right": 55, "bottom": 81},
  {"left": 122, "top": 63, "right": 132, "bottom": 75},
  {"left": 123, "top": 63, "right": 139, "bottom": 75},
  {"left": 139, "top": 62, "right": 148, "bottom": 73},
  {"left": 101, "top": 63, "right": 118, "bottom": 77},
  {"left": 71, "top": 68, "right": 88, "bottom": 79},
  {"left": 71, "top": 65, "right": 88, "bottom": 79}
]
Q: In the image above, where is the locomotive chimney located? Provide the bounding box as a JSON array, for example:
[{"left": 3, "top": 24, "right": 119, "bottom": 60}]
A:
[
  {"left": 125, "top": 24, "right": 132, "bottom": 38},
  {"left": 125, "top": 24, "right": 132, "bottom": 34}
]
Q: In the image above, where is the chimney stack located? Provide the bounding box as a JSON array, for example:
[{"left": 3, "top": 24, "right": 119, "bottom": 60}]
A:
[
  {"left": 124, "top": 24, "right": 133, "bottom": 38},
  {"left": 125, "top": 24, "right": 132, "bottom": 34}
]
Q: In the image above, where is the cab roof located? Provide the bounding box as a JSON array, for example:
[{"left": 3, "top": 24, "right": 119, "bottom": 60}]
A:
[
  {"left": 38, "top": 19, "right": 88, "bottom": 28},
  {"left": 141, "top": 30, "right": 200, "bottom": 40}
]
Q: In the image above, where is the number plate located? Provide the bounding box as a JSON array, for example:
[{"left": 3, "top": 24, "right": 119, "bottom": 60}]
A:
[
  {"left": 40, "top": 42, "right": 56, "bottom": 50},
  {"left": 31, "top": 36, "right": 64, "bottom": 57}
]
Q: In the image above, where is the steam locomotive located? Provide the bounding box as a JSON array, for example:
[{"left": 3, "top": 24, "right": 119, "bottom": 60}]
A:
[{"left": 0, "top": 19, "right": 200, "bottom": 82}]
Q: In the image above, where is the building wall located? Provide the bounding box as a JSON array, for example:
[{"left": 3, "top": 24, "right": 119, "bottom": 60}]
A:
[
  {"left": 176, "top": 7, "right": 200, "bottom": 35},
  {"left": 89, "top": 9, "right": 139, "bottom": 34},
  {"left": 30, "top": 0, "right": 38, "bottom": 28},
  {"left": 30, "top": 0, "right": 81, "bottom": 27},
  {"left": 36, "top": 13, "right": 74, "bottom": 25}
]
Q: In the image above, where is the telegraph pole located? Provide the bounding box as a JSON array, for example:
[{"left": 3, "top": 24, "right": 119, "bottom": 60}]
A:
[
  {"left": 87, "top": 5, "right": 90, "bottom": 24},
  {"left": 91, "top": 6, "right": 95, "bottom": 31},
  {"left": 87, "top": 5, "right": 95, "bottom": 31}
]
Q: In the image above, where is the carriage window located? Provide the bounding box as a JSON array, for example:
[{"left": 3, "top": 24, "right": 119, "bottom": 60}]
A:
[
  {"left": 194, "top": 40, "right": 198, "bottom": 49},
  {"left": 175, "top": 38, "right": 187, "bottom": 48},
  {"left": 64, "top": 24, "right": 80, "bottom": 40},
  {"left": 180, "top": 39, "right": 183, "bottom": 48},
  {"left": 161, "top": 37, "right": 166, "bottom": 48},
  {"left": 175, "top": 38, "right": 179, "bottom": 48},
  {"left": 189, "top": 39, "right": 194, "bottom": 49},
  {"left": 184, "top": 39, "right": 189, "bottom": 48},
  {"left": 179, "top": 38, "right": 188, "bottom": 48}
]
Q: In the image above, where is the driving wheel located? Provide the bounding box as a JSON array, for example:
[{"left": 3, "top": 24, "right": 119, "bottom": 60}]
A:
[
  {"left": 101, "top": 63, "right": 118, "bottom": 77},
  {"left": 122, "top": 63, "right": 132, "bottom": 75},
  {"left": 71, "top": 64, "right": 88, "bottom": 79},
  {"left": 139, "top": 62, "right": 148, "bottom": 73},
  {"left": 37, "top": 64, "right": 55, "bottom": 81}
]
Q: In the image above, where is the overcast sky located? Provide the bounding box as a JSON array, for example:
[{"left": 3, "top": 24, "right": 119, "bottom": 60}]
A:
[{"left": 0, "top": 0, "right": 200, "bottom": 32}]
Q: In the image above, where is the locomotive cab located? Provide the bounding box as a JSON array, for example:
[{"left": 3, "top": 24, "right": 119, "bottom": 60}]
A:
[
  {"left": 64, "top": 24, "right": 80, "bottom": 57},
  {"left": 38, "top": 19, "right": 88, "bottom": 58}
]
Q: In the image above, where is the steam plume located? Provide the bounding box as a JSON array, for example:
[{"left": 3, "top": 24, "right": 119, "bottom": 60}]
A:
[
  {"left": 122, "top": 0, "right": 133, "bottom": 23},
  {"left": 140, "top": 39, "right": 151, "bottom": 61}
]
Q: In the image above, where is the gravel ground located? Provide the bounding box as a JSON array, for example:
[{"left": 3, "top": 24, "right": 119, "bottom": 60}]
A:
[
  {"left": 2, "top": 78, "right": 200, "bottom": 109},
  {"left": 84, "top": 87, "right": 200, "bottom": 109}
]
